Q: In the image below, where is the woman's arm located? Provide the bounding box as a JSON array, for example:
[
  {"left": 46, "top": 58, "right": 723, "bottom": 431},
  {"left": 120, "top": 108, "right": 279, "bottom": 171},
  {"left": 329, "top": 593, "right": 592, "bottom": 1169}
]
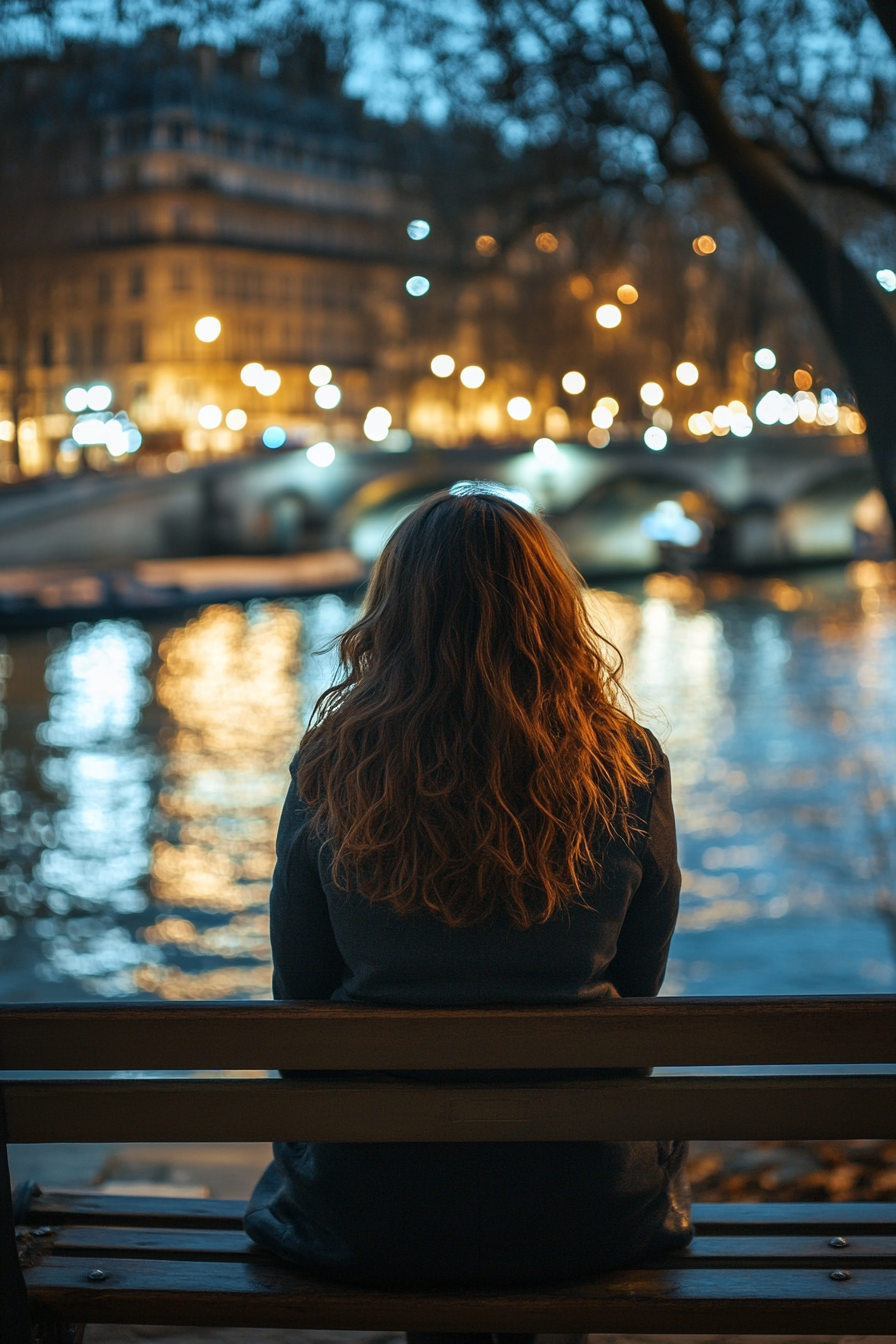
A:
[
  {"left": 604, "top": 752, "right": 681, "bottom": 998},
  {"left": 269, "top": 772, "right": 346, "bottom": 1001}
]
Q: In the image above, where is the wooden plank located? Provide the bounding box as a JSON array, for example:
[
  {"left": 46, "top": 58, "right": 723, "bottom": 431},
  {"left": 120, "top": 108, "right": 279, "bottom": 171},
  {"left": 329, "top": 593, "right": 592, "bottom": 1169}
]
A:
[
  {"left": 20, "top": 1192, "right": 896, "bottom": 1236},
  {"left": 5, "top": 1075, "right": 896, "bottom": 1143},
  {"left": 692, "top": 1202, "right": 896, "bottom": 1233},
  {"left": 19, "top": 1192, "right": 245, "bottom": 1229},
  {"left": 34, "top": 1225, "right": 896, "bottom": 1269},
  {"left": 23, "top": 1257, "right": 896, "bottom": 1333},
  {"left": 2, "top": 995, "right": 894, "bottom": 1070}
]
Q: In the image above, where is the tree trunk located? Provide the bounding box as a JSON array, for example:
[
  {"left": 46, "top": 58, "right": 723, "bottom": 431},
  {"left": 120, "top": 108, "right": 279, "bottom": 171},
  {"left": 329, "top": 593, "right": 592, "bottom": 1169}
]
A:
[{"left": 640, "top": 0, "right": 896, "bottom": 527}]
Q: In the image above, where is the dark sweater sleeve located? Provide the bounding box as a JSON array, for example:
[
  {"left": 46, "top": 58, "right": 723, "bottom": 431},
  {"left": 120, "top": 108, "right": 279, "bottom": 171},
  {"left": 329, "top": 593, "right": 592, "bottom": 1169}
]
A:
[
  {"left": 604, "top": 750, "right": 681, "bottom": 998},
  {"left": 269, "top": 773, "right": 346, "bottom": 1001}
]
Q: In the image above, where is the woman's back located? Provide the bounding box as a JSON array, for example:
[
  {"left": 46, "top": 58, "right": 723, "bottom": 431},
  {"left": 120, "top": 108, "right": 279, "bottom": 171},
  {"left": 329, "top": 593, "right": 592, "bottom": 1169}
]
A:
[{"left": 244, "top": 488, "right": 692, "bottom": 1286}]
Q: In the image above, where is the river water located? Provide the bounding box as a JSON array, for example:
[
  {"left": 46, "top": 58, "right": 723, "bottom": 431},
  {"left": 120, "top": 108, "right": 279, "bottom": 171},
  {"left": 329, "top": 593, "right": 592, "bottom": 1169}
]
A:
[{"left": 1, "top": 562, "right": 894, "bottom": 1003}]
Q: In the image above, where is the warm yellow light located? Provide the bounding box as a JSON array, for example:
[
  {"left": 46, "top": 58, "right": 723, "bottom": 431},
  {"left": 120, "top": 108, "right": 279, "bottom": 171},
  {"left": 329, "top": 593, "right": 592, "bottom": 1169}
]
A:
[
  {"left": 197, "top": 404, "right": 222, "bottom": 429},
  {"left": 475, "top": 234, "right": 498, "bottom": 256},
  {"left": 225, "top": 409, "right": 248, "bottom": 430},
  {"left": 591, "top": 406, "right": 613, "bottom": 429},
  {"left": 587, "top": 426, "right": 610, "bottom": 448},
  {"left": 675, "top": 361, "right": 699, "bottom": 386},
  {"left": 595, "top": 303, "right": 622, "bottom": 329},
  {"left": 597, "top": 396, "right": 620, "bottom": 416},
  {"left": 535, "top": 231, "right": 558, "bottom": 253},
  {"left": 569, "top": 274, "right": 593, "bottom": 299},
  {"left": 692, "top": 235, "right": 717, "bottom": 255},
  {"left": 241, "top": 362, "right": 263, "bottom": 387},
  {"left": 507, "top": 396, "right": 532, "bottom": 421},
  {"left": 617, "top": 284, "right": 639, "bottom": 304},
  {"left": 431, "top": 354, "right": 455, "bottom": 377},
  {"left": 0, "top": 420, "right": 14, "bottom": 442},
  {"left": 194, "top": 316, "right": 221, "bottom": 342},
  {"left": 793, "top": 368, "right": 813, "bottom": 391},
  {"left": 309, "top": 364, "right": 332, "bottom": 387},
  {"left": 728, "top": 400, "right": 748, "bottom": 416},
  {"left": 460, "top": 365, "right": 485, "bottom": 389},
  {"left": 640, "top": 381, "right": 664, "bottom": 407},
  {"left": 712, "top": 404, "right": 732, "bottom": 430},
  {"left": 687, "top": 412, "right": 713, "bottom": 437},
  {"left": 256, "top": 369, "right": 281, "bottom": 396},
  {"left": 561, "top": 371, "right": 586, "bottom": 395}
]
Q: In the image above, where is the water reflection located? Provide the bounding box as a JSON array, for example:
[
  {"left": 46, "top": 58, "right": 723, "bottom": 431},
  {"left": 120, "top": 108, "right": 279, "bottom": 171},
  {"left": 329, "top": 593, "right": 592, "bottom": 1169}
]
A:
[{"left": 0, "top": 567, "right": 893, "bottom": 999}]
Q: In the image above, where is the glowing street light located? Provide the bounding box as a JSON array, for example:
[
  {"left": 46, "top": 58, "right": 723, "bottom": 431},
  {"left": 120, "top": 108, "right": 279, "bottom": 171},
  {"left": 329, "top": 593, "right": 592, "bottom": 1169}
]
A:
[
  {"left": 194, "top": 316, "right": 222, "bottom": 343},
  {"left": 460, "top": 365, "right": 485, "bottom": 388},
  {"left": 597, "top": 396, "right": 619, "bottom": 416},
  {"left": 595, "top": 303, "right": 622, "bottom": 328},
  {"left": 315, "top": 384, "right": 341, "bottom": 409},
  {"left": 364, "top": 407, "right": 392, "bottom": 441},
  {"left": 754, "top": 347, "right": 776, "bottom": 370},
  {"left": 197, "top": 404, "right": 222, "bottom": 429},
  {"left": 591, "top": 405, "right": 614, "bottom": 429},
  {"left": 507, "top": 397, "right": 532, "bottom": 421},
  {"left": 533, "top": 437, "right": 559, "bottom": 464},
  {"left": 616, "top": 284, "right": 639, "bottom": 304},
  {"left": 644, "top": 426, "right": 668, "bottom": 451},
  {"left": 307, "top": 440, "right": 336, "bottom": 467},
  {"left": 640, "top": 381, "right": 664, "bottom": 407},
  {"left": 225, "top": 409, "right": 248, "bottom": 430},
  {"left": 241, "top": 363, "right": 264, "bottom": 387},
  {"left": 431, "top": 354, "right": 455, "bottom": 377},
  {"left": 86, "top": 383, "right": 113, "bottom": 411},
  {"left": 675, "top": 362, "right": 699, "bottom": 386},
  {"left": 561, "top": 371, "right": 586, "bottom": 395},
  {"left": 64, "top": 387, "right": 89, "bottom": 412},
  {"left": 309, "top": 364, "right": 332, "bottom": 386},
  {"left": 256, "top": 369, "right": 281, "bottom": 396}
]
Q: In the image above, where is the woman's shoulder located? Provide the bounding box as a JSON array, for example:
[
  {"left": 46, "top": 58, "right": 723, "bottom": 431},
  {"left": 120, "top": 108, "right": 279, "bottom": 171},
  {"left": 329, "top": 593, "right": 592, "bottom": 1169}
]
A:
[{"left": 625, "top": 720, "right": 667, "bottom": 781}]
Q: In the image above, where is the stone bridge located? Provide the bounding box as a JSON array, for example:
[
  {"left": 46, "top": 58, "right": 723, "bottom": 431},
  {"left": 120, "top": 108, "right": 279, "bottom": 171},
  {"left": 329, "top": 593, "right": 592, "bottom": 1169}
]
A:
[{"left": 0, "top": 433, "right": 878, "bottom": 577}]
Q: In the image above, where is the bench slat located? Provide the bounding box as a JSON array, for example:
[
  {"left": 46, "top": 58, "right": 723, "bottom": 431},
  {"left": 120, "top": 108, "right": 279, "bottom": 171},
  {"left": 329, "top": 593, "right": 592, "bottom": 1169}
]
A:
[
  {"left": 6, "top": 1075, "right": 895, "bottom": 1143},
  {"left": 28, "top": 1225, "right": 896, "bottom": 1268},
  {"left": 3, "top": 996, "right": 894, "bottom": 1069},
  {"left": 19, "top": 1193, "right": 896, "bottom": 1235},
  {"left": 23, "top": 1256, "right": 896, "bottom": 1333}
]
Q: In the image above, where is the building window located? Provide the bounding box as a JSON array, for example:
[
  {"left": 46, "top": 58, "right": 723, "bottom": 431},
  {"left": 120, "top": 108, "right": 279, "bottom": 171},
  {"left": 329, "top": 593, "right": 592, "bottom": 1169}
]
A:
[
  {"left": 129, "top": 266, "right": 145, "bottom": 298},
  {"left": 40, "top": 331, "right": 54, "bottom": 368},
  {"left": 92, "top": 322, "right": 107, "bottom": 366},
  {"left": 173, "top": 208, "right": 190, "bottom": 237},
  {"left": 97, "top": 272, "right": 113, "bottom": 304},
  {"left": 128, "top": 322, "right": 145, "bottom": 363},
  {"left": 171, "top": 264, "right": 191, "bottom": 292},
  {"left": 67, "top": 329, "right": 83, "bottom": 366}
]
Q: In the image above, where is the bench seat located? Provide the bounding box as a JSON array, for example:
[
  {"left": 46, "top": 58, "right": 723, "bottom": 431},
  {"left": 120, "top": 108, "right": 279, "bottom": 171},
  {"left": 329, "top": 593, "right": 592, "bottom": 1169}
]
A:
[{"left": 18, "top": 1192, "right": 896, "bottom": 1333}]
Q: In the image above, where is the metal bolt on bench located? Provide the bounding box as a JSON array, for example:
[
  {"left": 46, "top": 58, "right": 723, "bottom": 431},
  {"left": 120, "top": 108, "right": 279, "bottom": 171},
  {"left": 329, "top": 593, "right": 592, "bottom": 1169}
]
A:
[{"left": 2, "top": 994, "right": 895, "bottom": 1342}]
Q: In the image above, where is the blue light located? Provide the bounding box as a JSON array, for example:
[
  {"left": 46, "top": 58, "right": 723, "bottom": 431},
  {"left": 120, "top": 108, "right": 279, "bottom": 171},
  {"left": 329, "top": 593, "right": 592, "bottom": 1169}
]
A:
[
  {"left": 262, "top": 425, "right": 286, "bottom": 449},
  {"left": 406, "top": 276, "right": 430, "bottom": 297},
  {"left": 407, "top": 219, "right": 430, "bottom": 241}
]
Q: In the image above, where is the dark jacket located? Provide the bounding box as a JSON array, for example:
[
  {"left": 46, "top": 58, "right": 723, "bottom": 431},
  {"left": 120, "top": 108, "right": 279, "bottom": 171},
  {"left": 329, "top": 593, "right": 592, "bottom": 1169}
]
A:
[{"left": 245, "top": 729, "right": 692, "bottom": 1287}]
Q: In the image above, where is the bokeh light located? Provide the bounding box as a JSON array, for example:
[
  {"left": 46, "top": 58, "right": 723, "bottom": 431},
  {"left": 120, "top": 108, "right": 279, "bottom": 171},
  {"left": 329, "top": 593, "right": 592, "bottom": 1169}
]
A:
[
  {"left": 406, "top": 275, "right": 430, "bottom": 296},
  {"left": 197, "top": 404, "right": 222, "bottom": 429},
  {"left": 262, "top": 426, "right": 286, "bottom": 449},
  {"left": 640, "top": 381, "right": 664, "bottom": 406},
  {"left": 535, "top": 231, "right": 558, "bottom": 252},
  {"left": 306, "top": 440, "right": 335, "bottom": 467},
  {"left": 225, "top": 409, "right": 247, "bottom": 431},
  {"left": 644, "top": 426, "right": 668, "bottom": 451},
  {"left": 86, "top": 384, "right": 113, "bottom": 411},
  {"left": 309, "top": 364, "right": 332, "bottom": 387},
  {"left": 256, "top": 369, "right": 281, "bottom": 396},
  {"left": 431, "top": 354, "right": 455, "bottom": 377},
  {"left": 194, "top": 316, "right": 221, "bottom": 343},
  {"left": 407, "top": 219, "right": 430, "bottom": 240},
  {"left": 692, "top": 235, "right": 717, "bottom": 255},
  {"left": 754, "top": 347, "right": 776, "bottom": 370},
  {"left": 617, "top": 284, "right": 639, "bottom": 304},
  {"left": 597, "top": 396, "right": 620, "bottom": 416},
  {"left": 875, "top": 268, "right": 896, "bottom": 292},
  {"left": 507, "top": 396, "right": 532, "bottom": 421},
  {"left": 314, "top": 384, "right": 340, "bottom": 409},
  {"left": 475, "top": 235, "right": 498, "bottom": 256},
  {"left": 364, "top": 407, "right": 392, "bottom": 441},
  {"left": 596, "top": 303, "right": 622, "bottom": 328},
  {"left": 561, "top": 371, "right": 586, "bottom": 394},
  {"left": 64, "top": 387, "right": 88, "bottom": 413},
  {"left": 569, "top": 274, "right": 593, "bottom": 299},
  {"left": 591, "top": 405, "right": 614, "bottom": 429},
  {"left": 460, "top": 365, "right": 485, "bottom": 388},
  {"left": 533, "top": 437, "right": 559, "bottom": 463},
  {"left": 675, "top": 361, "right": 699, "bottom": 386},
  {"left": 241, "top": 363, "right": 263, "bottom": 387}
]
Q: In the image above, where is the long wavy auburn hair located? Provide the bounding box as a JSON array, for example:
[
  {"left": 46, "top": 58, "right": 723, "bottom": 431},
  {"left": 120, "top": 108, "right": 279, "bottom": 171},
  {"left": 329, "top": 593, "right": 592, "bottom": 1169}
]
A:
[{"left": 297, "top": 488, "right": 653, "bottom": 927}]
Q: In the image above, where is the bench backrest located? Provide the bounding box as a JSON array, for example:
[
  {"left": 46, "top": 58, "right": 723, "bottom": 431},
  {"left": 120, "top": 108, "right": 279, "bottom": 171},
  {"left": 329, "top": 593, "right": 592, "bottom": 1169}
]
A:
[{"left": 2, "top": 995, "right": 894, "bottom": 1144}]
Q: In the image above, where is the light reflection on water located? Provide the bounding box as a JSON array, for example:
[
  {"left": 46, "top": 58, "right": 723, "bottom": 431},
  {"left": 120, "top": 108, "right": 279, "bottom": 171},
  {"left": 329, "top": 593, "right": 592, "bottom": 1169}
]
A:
[{"left": 0, "top": 564, "right": 894, "bottom": 1001}]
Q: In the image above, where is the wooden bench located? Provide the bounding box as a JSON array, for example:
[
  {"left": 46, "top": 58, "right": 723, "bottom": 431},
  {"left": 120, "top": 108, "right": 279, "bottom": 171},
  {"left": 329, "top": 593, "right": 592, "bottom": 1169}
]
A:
[{"left": 2, "top": 994, "right": 895, "bottom": 1342}]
